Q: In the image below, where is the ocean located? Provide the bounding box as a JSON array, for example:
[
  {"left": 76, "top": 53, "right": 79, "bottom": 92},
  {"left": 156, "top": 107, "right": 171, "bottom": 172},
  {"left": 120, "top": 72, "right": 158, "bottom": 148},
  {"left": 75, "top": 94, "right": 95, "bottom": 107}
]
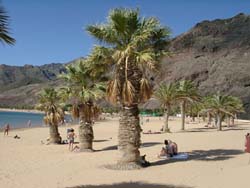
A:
[{"left": 0, "top": 111, "right": 45, "bottom": 129}]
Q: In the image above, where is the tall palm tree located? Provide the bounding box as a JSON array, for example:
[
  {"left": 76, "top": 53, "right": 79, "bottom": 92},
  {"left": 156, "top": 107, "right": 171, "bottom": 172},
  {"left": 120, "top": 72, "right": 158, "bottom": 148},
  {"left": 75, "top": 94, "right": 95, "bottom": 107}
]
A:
[
  {"left": 203, "top": 93, "right": 244, "bottom": 131},
  {"left": 154, "top": 83, "right": 177, "bottom": 132},
  {"left": 86, "top": 8, "right": 170, "bottom": 168},
  {"left": 176, "top": 80, "right": 200, "bottom": 130},
  {"left": 60, "top": 60, "right": 105, "bottom": 151},
  {"left": 36, "top": 88, "right": 63, "bottom": 144},
  {"left": 0, "top": 5, "right": 15, "bottom": 45}
]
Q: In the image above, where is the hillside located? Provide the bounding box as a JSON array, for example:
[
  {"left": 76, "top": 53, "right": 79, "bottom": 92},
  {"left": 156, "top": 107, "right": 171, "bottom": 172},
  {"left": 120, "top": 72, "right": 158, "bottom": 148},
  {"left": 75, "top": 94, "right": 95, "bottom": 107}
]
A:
[
  {"left": 158, "top": 13, "right": 250, "bottom": 119},
  {"left": 1, "top": 13, "right": 250, "bottom": 118},
  {"left": 0, "top": 59, "right": 81, "bottom": 109}
]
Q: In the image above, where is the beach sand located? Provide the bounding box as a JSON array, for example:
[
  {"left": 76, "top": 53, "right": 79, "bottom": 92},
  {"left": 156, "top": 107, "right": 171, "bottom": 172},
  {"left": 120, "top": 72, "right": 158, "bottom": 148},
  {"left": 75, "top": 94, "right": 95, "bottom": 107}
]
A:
[{"left": 1, "top": 116, "right": 250, "bottom": 188}]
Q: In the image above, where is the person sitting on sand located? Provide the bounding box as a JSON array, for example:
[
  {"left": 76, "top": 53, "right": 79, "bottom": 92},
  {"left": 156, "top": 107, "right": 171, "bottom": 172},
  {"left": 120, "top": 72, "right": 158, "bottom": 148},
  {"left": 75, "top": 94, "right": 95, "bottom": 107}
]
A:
[
  {"left": 165, "top": 140, "right": 178, "bottom": 157},
  {"left": 158, "top": 140, "right": 178, "bottom": 158},
  {"left": 67, "top": 128, "right": 76, "bottom": 151},
  {"left": 4, "top": 123, "right": 10, "bottom": 136}
]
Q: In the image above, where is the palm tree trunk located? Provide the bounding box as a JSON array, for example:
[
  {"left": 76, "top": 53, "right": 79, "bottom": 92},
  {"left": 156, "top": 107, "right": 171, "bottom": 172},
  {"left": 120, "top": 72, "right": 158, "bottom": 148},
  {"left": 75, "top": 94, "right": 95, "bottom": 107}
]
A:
[
  {"left": 217, "top": 113, "right": 222, "bottom": 131},
  {"left": 49, "top": 123, "right": 61, "bottom": 144},
  {"left": 79, "top": 121, "right": 93, "bottom": 151},
  {"left": 117, "top": 104, "right": 141, "bottom": 169},
  {"left": 78, "top": 104, "right": 94, "bottom": 151},
  {"left": 180, "top": 101, "right": 185, "bottom": 130},
  {"left": 207, "top": 112, "right": 211, "bottom": 125},
  {"left": 163, "top": 105, "right": 170, "bottom": 132},
  {"left": 231, "top": 116, "right": 235, "bottom": 126}
]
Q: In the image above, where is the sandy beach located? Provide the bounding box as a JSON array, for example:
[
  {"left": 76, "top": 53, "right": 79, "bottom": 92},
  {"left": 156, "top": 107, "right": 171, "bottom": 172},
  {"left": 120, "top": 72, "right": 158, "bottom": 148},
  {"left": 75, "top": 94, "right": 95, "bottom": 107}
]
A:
[{"left": 1, "top": 116, "right": 250, "bottom": 188}]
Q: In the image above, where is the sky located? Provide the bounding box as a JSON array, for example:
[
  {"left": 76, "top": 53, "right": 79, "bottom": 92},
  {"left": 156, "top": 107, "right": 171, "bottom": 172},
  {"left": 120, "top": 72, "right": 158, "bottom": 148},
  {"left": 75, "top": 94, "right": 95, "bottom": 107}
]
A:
[{"left": 1, "top": 0, "right": 250, "bottom": 66}]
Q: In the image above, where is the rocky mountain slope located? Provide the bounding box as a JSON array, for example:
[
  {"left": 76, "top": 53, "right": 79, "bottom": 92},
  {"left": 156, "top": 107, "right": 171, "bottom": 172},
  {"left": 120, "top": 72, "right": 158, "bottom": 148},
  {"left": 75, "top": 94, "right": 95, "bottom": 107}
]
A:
[
  {"left": 158, "top": 13, "right": 250, "bottom": 119},
  {"left": 1, "top": 13, "right": 250, "bottom": 118}
]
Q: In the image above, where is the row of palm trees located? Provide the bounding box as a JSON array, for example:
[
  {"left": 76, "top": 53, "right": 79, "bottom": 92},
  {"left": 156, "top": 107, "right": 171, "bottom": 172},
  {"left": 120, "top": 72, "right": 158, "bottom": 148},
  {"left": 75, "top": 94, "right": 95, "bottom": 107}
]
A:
[
  {"left": 155, "top": 80, "right": 244, "bottom": 132},
  {"left": 37, "top": 8, "right": 169, "bottom": 169},
  {"left": 36, "top": 8, "right": 244, "bottom": 169}
]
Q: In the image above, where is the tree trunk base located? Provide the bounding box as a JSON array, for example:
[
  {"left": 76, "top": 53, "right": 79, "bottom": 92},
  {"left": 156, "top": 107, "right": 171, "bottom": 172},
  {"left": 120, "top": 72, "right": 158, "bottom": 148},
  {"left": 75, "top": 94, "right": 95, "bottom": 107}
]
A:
[
  {"left": 79, "top": 148, "right": 94, "bottom": 152},
  {"left": 164, "top": 128, "right": 171, "bottom": 133},
  {"left": 105, "top": 162, "right": 142, "bottom": 170}
]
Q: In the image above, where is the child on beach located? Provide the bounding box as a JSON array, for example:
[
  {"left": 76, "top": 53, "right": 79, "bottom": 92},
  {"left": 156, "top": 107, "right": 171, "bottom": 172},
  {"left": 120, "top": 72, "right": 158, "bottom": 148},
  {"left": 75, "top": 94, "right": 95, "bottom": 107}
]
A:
[{"left": 67, "top": 128, "right": 76, "bottom": 151}]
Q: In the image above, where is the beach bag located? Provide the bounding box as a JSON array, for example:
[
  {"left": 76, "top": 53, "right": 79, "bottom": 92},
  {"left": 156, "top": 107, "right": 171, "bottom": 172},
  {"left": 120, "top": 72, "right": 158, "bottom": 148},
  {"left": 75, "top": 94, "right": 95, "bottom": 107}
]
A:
[{"left": 140, "top": 155, "right": 151, "bottom": 167}]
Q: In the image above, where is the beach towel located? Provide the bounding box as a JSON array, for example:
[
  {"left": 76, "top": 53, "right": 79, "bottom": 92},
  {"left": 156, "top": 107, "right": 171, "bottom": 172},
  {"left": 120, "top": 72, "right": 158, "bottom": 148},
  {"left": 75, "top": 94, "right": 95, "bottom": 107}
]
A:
[{"left": 158, "top": 153, "right": 188, "bottom": 160}]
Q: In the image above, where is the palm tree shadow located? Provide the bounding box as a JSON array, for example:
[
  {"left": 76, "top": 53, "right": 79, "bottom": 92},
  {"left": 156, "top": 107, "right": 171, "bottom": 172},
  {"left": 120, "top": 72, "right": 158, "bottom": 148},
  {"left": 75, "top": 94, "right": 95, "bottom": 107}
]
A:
[
  {"left": 183, "top": 126, "right": 250, "bottom": 133},
  {"left": 100, "top": 142, "right": 162, "bottom": 151},
  {"left": 66, "top": 182, "right": 192, "bottom": 188},
  {"left": 94, "top": 139, "right": 110, "bottom": 142},
  {"left": 151, "top": 149, "right": 244, "bottom": 166}
]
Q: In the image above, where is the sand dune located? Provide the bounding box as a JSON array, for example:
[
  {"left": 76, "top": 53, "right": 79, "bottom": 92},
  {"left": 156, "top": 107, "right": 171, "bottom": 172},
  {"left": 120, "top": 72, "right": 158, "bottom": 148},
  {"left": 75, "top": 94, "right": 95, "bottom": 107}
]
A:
[{"left": 1, "top": 117, "right": 250, "bottom": 188}]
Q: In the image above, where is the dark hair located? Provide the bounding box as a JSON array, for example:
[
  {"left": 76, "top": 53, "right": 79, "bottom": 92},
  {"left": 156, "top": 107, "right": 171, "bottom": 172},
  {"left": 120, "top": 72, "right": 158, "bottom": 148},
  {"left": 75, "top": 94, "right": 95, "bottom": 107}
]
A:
[
  {"left": 246, "top": 133, "right": 250, "bottom": 136},
  {"left": 164, "top": 140, "right": 168, "bottom": 145}
]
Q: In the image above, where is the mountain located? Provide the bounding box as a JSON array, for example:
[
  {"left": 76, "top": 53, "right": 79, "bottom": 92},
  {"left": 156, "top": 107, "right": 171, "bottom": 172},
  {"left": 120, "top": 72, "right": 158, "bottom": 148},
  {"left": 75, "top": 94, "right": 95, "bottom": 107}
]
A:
[
  {"left": 157, "top": 13, "right": 250, "bottom": 119},
  {"left": 1, "top": 13, "right": 250, "bottom": 118},
  {"left": 0, "top": 63, "right": 66, "bottom": 92},
  {"left": 0, "top": 59, "right": 83, "bottom": 109}
]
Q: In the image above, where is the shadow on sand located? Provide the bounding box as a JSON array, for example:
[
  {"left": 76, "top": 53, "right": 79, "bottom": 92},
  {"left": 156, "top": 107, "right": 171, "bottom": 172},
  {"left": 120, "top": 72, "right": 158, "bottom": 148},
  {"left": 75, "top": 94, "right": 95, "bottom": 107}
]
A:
[
  {"left": 100, "top": 142, "right": 162, "bottom": 151},
  {"left": 66, "top": 182, "right": 192, "bottom": 188},
  {"left": 182, "top": 126, "right": 250, "bottom": 133},
  {"left": 151, "top": 149, "right": 244, "bottom": 166},
  {"left": 94, "top": 139, "right": 110, "bottom": 143}
]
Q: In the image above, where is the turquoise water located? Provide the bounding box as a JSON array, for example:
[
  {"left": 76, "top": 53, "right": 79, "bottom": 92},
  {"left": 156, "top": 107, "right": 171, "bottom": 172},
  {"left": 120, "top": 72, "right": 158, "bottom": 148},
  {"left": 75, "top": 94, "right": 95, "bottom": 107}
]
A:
[{"left": 0, "top": 111, "right": 45, "bottom": 129}]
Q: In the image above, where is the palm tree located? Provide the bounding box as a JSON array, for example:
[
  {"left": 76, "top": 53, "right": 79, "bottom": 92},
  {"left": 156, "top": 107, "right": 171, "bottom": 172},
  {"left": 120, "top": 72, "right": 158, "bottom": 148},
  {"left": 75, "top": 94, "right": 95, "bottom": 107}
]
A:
[
  {"left": 60, "top": 60, "right": 105, "bottom": 151},
  {"left": 187, "top": 101, "right": 203, "bottom": 122},
  {"left": 203, "top": 93, "right": 244, "bottom": 131},
  {"left": 86, "top": 8, "right": 170, "bottom": 168},
  {"left": 36, "top": 88, "right": 63, "bottom": 144},
  {"left": 154, "top": 83, "right": 177, "bottom": 132},
  {"left": 0, "top": 5, "right": 15, "bottom": 45},
  {"left": 176, "top": 80, "right": 200, "bottom": 130}
]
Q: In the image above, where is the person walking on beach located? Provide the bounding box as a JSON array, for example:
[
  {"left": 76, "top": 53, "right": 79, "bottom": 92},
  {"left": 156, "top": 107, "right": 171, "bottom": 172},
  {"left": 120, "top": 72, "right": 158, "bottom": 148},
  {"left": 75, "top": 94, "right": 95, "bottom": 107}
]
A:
[
  {"left": 245, "top": 133, "right": 250, "bottom": 153},
  {"left": 4, "top": 123, "right": 10, "bottom": 136},
  {"left": 67, "top": 128, "right": 76, "bottom": 151},
  {"left": 27, "top": 120, "right": 31, "bottom": 127}
]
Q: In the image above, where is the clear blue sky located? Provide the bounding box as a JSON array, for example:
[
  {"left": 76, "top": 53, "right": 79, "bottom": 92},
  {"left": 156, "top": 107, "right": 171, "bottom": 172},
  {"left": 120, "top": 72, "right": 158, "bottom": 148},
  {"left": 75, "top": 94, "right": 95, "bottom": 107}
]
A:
[{"left": 1, "top": 0, "right": 250, "bottom": 66}]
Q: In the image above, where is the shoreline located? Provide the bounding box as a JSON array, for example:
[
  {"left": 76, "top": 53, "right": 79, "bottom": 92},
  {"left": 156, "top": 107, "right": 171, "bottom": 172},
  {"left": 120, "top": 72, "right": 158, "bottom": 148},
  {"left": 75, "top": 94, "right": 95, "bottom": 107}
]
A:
[{"left": 0, "top": 108, "right": 44, "bottom": 114}]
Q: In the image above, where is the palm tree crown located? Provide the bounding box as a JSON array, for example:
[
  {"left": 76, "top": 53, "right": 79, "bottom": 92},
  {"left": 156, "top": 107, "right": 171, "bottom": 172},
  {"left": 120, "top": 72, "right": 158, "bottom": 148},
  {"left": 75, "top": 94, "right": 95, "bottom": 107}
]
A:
[
  {"left": 36, "top": 88, "right": 64, "bottom": 125},
  {"left": 86, "top": 8, "right": 170, "bottom": 105}
]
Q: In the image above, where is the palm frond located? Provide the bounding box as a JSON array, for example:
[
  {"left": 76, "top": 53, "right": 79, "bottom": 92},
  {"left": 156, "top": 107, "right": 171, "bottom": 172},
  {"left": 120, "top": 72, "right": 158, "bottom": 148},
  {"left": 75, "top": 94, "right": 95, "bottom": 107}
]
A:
[
  {"left": 107, "top": 79, "right": 120, "bottom": 104},
  {"left": 140, "top": 78, "right": 152, "bottom": 102},
  {"left": 122, "top": 80, "right": 135, "bottom": 105},
  {"left": 0, "top": 6, "right": 15, "bottom": 45}
]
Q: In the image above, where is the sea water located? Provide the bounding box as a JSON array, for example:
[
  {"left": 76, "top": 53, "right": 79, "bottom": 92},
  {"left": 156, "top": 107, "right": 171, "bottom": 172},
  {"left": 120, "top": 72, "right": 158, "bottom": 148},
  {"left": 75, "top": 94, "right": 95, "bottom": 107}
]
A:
[{"left": 0, "top": 111, "right": 45, "bottom": 129}]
